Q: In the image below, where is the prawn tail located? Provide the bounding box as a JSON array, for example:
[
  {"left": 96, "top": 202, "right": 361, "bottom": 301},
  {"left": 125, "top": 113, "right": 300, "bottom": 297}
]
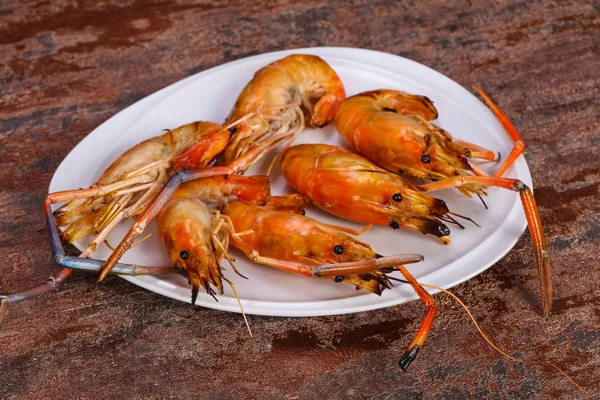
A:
[{"left": 54, "top": 198, "right": 98, "bottom": 243}]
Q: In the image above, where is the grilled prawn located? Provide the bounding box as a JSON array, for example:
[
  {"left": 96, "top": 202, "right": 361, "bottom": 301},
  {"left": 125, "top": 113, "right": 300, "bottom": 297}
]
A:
[
  {"left": 219, "top": 54, "right": 346, "bottom": 165},
  {"left": 224, "top": 196, "right": 432, "bottom": 369},
  {"left": 280, "top": 143, "right": 460, "bottom": 243}
]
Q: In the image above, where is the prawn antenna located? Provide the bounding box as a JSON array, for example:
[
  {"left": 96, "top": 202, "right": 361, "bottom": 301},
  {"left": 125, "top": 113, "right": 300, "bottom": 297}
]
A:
[
  {"left": 434, "top": 213, "right": 466, "bottom": 230},
  {"left": 130, "top": 233, "right": 152, "bottom": 249},
  {"left": 448, "top": 211, "right": 481, "bottom": 228},
  {"left": 393, "top": 279, "right": 595, "bottom": 399},
  {"left": 476, "top": 192, "right": 489, "bottom": 209},
  {"left": 222, "top": 276, "right": 252, "bottom": 337},
  {"left": 211, "top": 215, "right": 248, "bottom": 280}
]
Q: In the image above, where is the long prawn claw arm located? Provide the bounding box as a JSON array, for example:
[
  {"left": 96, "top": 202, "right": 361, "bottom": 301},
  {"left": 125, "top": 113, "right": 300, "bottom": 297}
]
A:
[
  {"left": 420, "top": 176, "right": 552, "bottom": 316},
  {"left": 394, "top": 264, "right": 437, "bottom": 371},
  {"left": 0, "top": 195, "right": 178, "bottom": 324},
  {"left": 313, "top": 254, "right": 424, "bottom": 277},
  {"left": 0, "top": 193, "right": 84, "bottom": 323},
  {"left": 231, "top": 252, "right": 423, "bottom": 279},
  {"left": 315, "top": 254, "right": 437, "bottom": 371},
  {"left": 97, "top": 135, "right": 286, "bottom": 282},
  {"left": 473, "top": 86, "right": 525, "bottom": 178}
]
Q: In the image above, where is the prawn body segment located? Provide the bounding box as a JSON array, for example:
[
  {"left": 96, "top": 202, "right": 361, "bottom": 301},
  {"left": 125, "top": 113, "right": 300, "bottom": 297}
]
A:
[{"left": 280, "top": 144, "right": 452, "bottom": 242}]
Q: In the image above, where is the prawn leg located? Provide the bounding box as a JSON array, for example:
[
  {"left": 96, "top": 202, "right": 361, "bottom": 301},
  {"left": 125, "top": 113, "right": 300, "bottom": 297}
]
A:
[
  {"left": 38, "top": 188, "right": 111, "bottom": 304},
  {"left": 473, "top": 86, "right": 525, "bottom": 177},
  {"left": 8, "top": 193, "right": 90, "bottom": 322},
  {"left": 419, "top": 176, "right": 551, "bottom": 316},
  {"left": 0, "top": 297, "right": 8, "bottom": 323},
  {"left": 312, "top": 254, "right": 424, "bottom": 277},
  {"left": 417, "top": 116, "right": 497, "bottom": 162},
  {"left": 48, "top": 175, "right": 150, "bottom": 204},
  {"left": 242, "top": 254, "right": 393, "bottom": 278},
  {"left": 0, "top": 268, "right": 71, "bottom": 324},
  {"left": 445, "top": 135, "right": 498, "bottom": 162},
  {"left": 0, "top": 259, "right": 178, "bottom": 323},
  {"left": 395, "top": 264, "right": 437, "bottom": 371}
]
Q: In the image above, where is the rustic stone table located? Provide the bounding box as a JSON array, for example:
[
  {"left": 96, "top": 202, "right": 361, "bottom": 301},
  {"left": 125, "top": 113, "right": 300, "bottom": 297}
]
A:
[{"left": 1, "top": 1, "right": 598, "bottom": 399}]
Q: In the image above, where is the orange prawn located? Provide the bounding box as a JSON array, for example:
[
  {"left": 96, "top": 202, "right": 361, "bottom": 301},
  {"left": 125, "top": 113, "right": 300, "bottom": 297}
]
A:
[
  {"left": 280, "top": 143, "right": 462, "bottom": 243},
  {"left": 219, "top": 54, "right": 345, "bottom": 166},
  {"left": 224, "top": 196, "right": 431, "bottom": 369}
]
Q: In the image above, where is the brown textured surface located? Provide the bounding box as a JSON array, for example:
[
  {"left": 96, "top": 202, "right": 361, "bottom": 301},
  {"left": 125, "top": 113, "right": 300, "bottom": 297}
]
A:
[{"left": 1, "top": 1, "right": 599, "bottom": 399}]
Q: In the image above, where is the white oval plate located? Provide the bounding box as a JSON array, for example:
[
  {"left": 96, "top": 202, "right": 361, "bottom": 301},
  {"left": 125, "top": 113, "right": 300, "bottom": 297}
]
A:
[{"left": 50, "top": 47, "right": 530, "bottom": 317}]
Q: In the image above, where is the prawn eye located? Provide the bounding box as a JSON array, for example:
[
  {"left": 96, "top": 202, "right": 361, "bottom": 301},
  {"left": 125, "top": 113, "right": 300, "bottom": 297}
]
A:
[
  {"left": 421, "top": 154, "right": 431, "bottom": 163},
  {"left": 389, "top": 220, "right": 400, "bottom": 230},
  {"left": 179, "top": 250, "right": 189, "bottom": 260},
  {"left": 392, "top": 193, "right": 403, "bottom": 202},
  {"left": 334, "top": 275, "right": 344, "bottom": 282},
  {"left": 227, "top": 127, "right": 237, "bottom": 135},
  {"left": 333, "top": 245, "right": 344, "bottom": 255}
]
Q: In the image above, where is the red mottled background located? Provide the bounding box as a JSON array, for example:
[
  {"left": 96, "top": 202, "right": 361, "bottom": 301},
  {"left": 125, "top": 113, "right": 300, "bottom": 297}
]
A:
[{"left": 0, "top": 1, "right": 598, "bottom": 399}]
